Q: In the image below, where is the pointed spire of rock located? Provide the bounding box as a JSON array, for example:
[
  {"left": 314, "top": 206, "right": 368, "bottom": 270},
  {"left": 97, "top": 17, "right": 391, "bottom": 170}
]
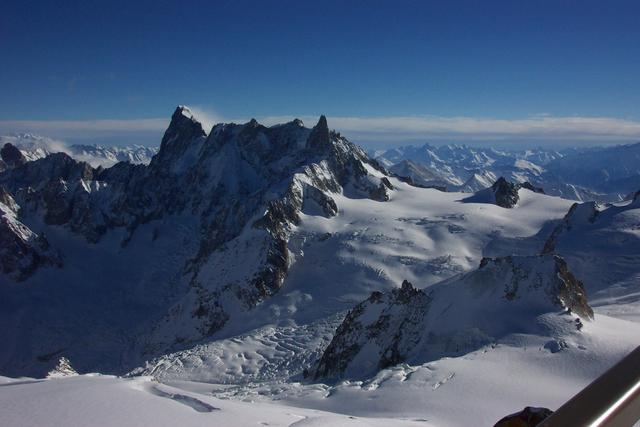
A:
[
  {"left": 317, "top": 114, "right": 328, "bottom": 130},
  {"left": 168, "top": 106, "right": 206, "bottom": 136},
  {"left": 307, "top": 115, "right": 331, "bottom": 151},
  {"left": 150, "top": 106, "right": 207, "bottom": 171}
]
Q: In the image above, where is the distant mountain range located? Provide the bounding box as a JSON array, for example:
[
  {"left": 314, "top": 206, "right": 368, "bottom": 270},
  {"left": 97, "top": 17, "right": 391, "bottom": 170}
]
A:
[
  {"left": 0, "top": 133, "right": 158, "bottom": 168},
  {"left": 373, "top": 142, "right": 640, "bottom": 202},
  {"left": 4, "top": 133, "right": 639, "bottom": 203}
]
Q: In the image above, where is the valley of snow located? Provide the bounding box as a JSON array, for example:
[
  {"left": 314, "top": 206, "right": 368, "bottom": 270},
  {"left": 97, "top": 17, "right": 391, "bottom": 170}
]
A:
[{"left": 4, "top": 182, "right": 639, "bottom": 426}]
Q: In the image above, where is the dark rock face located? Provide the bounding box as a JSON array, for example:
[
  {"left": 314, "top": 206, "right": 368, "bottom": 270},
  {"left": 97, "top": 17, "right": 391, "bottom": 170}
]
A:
[
  {"left": 494, "top": 406, "right": 553, "bottom": 427},
  {"left": 307, "top": 115, "right": 330, "bottom": 151},
  {"left": 552, "top": 256, "right": 593, "bottom": 319},
  {"left": 0, "top": 186, "right": 59, "bottom": 281},
  {"left": 0, "top": 152, "right": 105, "bottom": 243},
  {"left": 149, "top": 106, "right": 207, "bottom": 173},
  {"left": 369, "top": 177, "right": 394, "bottom": 201},
  {"left": 305, "top": 186, "right": 338, "bottom": 217},
  {"left": 1, "top": 143, "right": 26, "bottom": 169},
  {"left": 492, "top": 177, "right": 521, "bottom": 208},
  {"left": 492, "top": 177, "right": 544, "bottom": 208}
]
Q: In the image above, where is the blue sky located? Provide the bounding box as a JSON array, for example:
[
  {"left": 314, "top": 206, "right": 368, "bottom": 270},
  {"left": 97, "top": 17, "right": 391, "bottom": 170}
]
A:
[{"left": 1, "top": 0, "right": 640, "bottom": 147}]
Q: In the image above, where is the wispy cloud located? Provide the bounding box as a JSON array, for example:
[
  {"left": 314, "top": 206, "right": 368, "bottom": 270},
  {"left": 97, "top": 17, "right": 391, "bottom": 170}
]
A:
[
  {"left": 0, "top": 118, "right": 169, "bottom": 146},
  {"left": 0, "top": 118, "right": 168, "bottom": 132},
  {"left": 1, "top": 113, "right": 639, "bottom": 146},
  {"left": 259, "top": 115, "right": 640, "bottom": 143},
  {"left": 184, "top": 106, "right": 224, "bottom": 134}
]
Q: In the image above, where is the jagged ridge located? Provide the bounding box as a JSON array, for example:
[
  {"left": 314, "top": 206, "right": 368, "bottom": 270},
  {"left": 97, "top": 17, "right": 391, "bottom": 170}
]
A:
[{"left": 0, "top": 107, "right": 395, "bottom": 367}]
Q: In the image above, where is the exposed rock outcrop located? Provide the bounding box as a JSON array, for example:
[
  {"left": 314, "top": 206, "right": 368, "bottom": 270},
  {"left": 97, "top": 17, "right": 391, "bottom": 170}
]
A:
[
  {"left": 47, "top": 357, "right": 78, "bottom": 378},
  {"left": 0, "top": 143, "right": 26, "bottom": 169},
  {"left": 0, "top": 186, "right": 59, "bottom": 281},
  {"left": 494, "top": 406, "right": 553, "bottom": 427},
  {"left": 492, "top": 177, "right": 544, "bottom": 208},
  {"left": 314, "top": 280, "right": 430, "bottom": 380},
  {"left": 314, "top": 254, "right": 592, "bottom": 380},
  {"left": 462, "top": 177, "right": 545, "bottom": 208}
]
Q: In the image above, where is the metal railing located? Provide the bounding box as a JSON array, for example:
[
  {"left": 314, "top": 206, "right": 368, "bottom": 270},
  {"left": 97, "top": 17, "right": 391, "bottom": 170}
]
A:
[{"left": 540, "top": 346, "right": 640, "bottom": 426}]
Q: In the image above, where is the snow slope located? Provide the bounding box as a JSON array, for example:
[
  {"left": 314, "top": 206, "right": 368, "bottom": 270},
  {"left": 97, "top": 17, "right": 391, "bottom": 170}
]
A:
[
  {"left": 125, "top": 181, "right": 573, "bottom": 384},
  {"left": 129, "top": 187, "right": 639, "bottom": 426},
  {"left": 0, "top": 375, "right": 430, "bottom": 427},
  {"left": 2, "top": 306, "right": 638, "bottom": 427}
]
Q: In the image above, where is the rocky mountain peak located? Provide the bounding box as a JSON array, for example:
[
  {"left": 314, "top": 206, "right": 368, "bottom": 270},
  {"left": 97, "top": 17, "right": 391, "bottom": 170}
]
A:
[
  {"left": 150, "top": 106, "right": 207, "bottom": 171},
  {"left": 307, "top": 115, "right": 330, "bottom": 151},
  {"left": 490, "top": 177, "right": 544, "bottom": 208},
  {"left": 491, "top": 177, "right": 520, "bottom": 208},
  {"left": 1, "top": 143, "right": 26, "bottom": 169}
]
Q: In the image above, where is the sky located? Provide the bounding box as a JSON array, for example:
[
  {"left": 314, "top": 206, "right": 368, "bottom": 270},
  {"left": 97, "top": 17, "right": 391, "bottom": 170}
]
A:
[{"left": 1, "top": 0, "right": 640, "bottom": 148}]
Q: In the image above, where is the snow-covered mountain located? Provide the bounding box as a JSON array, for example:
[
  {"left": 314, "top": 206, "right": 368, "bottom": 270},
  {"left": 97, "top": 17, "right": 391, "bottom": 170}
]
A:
[
  {"left": 0, "top": 133, "right": 158, "bottom": 168},
  {"left": 1, "top": 109, "right": 640, "bottom": 426},
  {"left": 314, "top": 254, "right": 592, "bottom": 380},
  {"left": 373, "top": 143, "right": 555, "bottom": 186},
  {"left": 0, "top": 107, "right": 397, "bottom": 376},
  {"left": 388, "top": 159, "right": 454, "bottom": 189},
  {"left": 374, "top": 142, "right": 640, "bottom": 202},
  {"left": 68, "top": 144, "right": 158, "bottom": 167}
]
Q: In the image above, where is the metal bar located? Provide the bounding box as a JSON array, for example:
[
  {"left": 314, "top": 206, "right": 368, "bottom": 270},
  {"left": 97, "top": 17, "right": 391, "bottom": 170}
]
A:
[{"left": 541, "top": 346, "right": 640, "bottom": 427}]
